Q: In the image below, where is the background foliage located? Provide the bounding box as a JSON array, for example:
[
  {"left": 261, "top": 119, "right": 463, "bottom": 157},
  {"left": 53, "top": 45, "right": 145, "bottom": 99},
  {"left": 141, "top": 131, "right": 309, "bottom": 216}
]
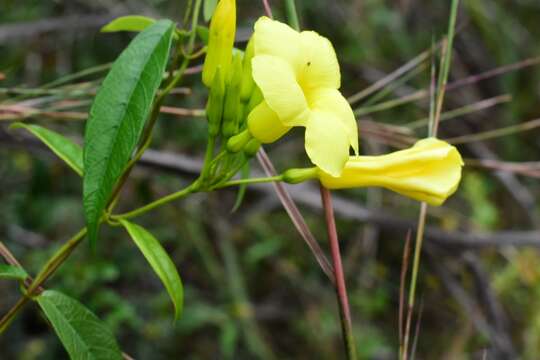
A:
[{"left": 1, "top": 0, "right": 540, "bottom": 358}]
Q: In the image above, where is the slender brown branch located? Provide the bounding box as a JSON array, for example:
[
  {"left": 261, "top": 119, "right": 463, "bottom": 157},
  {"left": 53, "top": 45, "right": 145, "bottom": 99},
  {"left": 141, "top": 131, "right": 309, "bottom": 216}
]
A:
[
  {"left": 262, "top": 0, "right": 273, "bottom": 18},
  {"left": 0, "top": 241, "right": 22, "bottom": 267},
  {"left": 256, "top": 148, "right": 335, "bottom": 282},
  {"left": 320, "top": 185, "right": 357, "bottom": 360}
]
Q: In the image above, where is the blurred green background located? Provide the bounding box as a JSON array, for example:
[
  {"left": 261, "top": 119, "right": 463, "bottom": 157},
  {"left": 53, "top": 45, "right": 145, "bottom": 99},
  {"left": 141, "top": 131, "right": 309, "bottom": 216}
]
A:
[{"left": 1, "top": 0, "right": 540, "bottom": 359}]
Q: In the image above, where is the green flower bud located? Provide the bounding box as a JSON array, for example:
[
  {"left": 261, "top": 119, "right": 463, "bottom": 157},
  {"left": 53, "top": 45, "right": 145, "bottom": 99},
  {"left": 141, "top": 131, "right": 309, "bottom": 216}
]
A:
[
  {"left": 240, "top": 36, "right": 255, "bottom": 102},
  {"left": 227, "top": 129, "right": 252, "bottom": 153},
  {"left": 202, "top": 0, "right": 236, "bottom": 87},
  {"left": 243, "top": 138, "right": 261, "bottom": 157},
  {"left": 245, "top": 86, "right": 263, "bottom": 117},
  {"left": 206, "top": 67, "right": 225, "bottom": 136},
  {"left": 282, "top": 168, "right": 318, "bottom": 184},
  {"left": 222, "top": 52, "right": 243, "bottom": 137}
]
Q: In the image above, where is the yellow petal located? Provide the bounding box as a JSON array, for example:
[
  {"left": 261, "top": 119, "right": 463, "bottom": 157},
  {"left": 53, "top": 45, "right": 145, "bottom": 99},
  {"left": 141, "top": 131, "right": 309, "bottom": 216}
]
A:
[
  {"left": 305, "top": 110, "right": 350, "bottom": 177},
  {"left": 319, "top": 138, "right": 463, "bottom": 206},
  {"left": 253, "top": 17, "right": 301, "bottom": 68},
  {"left": 297, "top": 31, "right": 340, "bottom": 90},
  {"left": 252, "top": 55, "right": 309, "bottom": 126},
  {"left": 307, "top": 88, "right": 358, "bottom": 155},
  {"left": 247, "top": 101, "right": 291, "bottom": 143}
]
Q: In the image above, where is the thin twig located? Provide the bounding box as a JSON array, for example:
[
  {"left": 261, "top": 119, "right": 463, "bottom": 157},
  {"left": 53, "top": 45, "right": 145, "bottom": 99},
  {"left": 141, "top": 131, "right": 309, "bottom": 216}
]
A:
[
  {"left": 256, "top": 148, "right": 335, "bottom": 283},
  {"left": 398, "top": 231, "right": 412, "bottom": 358},
  {"left": 262, "top": 0, "right": 273, "bottom": 18},
  {"left": 0, "top": 241, "right": 22, "bottom": 267},
  {"left": 320, "top": 185, "right": 357, "bottom": 360},
  {"left": 445, "top": 117, "right": 540, "bottom": 145}
]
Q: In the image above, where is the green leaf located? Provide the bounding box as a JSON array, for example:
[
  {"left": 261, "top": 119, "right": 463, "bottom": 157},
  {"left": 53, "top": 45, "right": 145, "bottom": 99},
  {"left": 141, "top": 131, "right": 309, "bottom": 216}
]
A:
[
  {"left": 120, "top": 220, "right": 183, "bottom": 320},
  {"left": 231, "top": 162, "right": 250, "bottom": 212},
  {"left": 83, "top": 20, "right": 175, "bottom": 247},
  {"left": 0, "top": 264, "right": 28, "bottom": 281},
  {"left": 101, "top": 15, "right": 156, "bottom": 33},
  {"left": 37, "top": 290, "right": 122, "bottom": 360},
  {"left": 10, "top": 122, "right": 83, "bottom": 176},
  {"left": 203, "top": 0, "right": 218, "bottom": 22}
]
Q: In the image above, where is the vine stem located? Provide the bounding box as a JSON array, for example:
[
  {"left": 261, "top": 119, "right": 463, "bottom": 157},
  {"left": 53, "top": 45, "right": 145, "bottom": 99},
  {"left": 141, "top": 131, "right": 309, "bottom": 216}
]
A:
[
  {"left": 320, "top": 185, "right": 357, "bottom": 360},
  {"left": 111, "top": 174, "right": 285, "bottom": 221},
  {"left": 0, "top": 228, "right": 87, "bottom": 333},
  {"left": 111, "top": 183, "right": 198, "bottom": 221},
  {"left": 214, "top": 175, "right": 283, "bottom": 188}
]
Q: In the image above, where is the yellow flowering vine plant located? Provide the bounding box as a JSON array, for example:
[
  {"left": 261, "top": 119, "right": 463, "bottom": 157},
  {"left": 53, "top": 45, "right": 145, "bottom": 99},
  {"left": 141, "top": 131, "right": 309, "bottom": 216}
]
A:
[{"left": 0, "top": 0, "right": 464, "bottom": 359}]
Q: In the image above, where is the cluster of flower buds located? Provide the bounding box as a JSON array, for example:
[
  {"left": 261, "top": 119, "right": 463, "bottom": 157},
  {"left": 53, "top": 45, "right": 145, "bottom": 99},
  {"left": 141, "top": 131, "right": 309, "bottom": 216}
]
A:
[{"left": 202, "top": 0, "right": 261, "bottom": 161}]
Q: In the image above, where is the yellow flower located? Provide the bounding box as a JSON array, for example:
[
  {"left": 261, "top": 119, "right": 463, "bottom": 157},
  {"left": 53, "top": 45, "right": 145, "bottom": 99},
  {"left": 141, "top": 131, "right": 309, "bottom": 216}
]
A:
[
  {"left": 247, "top": 17, "right": 358, "bottom": 177},
  {"left": 317, "top": 138, "right": 464, "bottom": 206},
  {"left": 202, "top": 0, "right": 236, "bottom": 87}
]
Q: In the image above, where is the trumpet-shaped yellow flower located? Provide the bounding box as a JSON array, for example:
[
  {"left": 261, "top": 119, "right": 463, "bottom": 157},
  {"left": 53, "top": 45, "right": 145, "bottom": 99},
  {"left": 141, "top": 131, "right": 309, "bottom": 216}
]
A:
[
  {"left": 247, "top": 17, "right": 358, "bottom": 177},
  {"left": 318, "top": 138, "right": 464, "bottom": 206}
]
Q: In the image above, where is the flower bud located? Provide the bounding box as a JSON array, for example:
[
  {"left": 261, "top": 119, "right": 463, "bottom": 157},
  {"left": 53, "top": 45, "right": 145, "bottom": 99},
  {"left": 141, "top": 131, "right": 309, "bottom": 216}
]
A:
[
  {"left": 206, "top": 67, "right": 225, "bottom": 136},
  {"left": 202, "top": 0, "right": 236, "bottom": 87},
  {"left": 222, "top": 52, "right": 243, "bottom": 137},
  {"left": 227, "top": 129, "right": 252, "bottom": 153},
  {"left": 245, "top": 86, "right": 263, "bottom": 115},
  {"left": 282, "top": 168, "right": 318, "bottom": 184},
  {"left": 243, "top": 138, "right": 261, "bottom": 157},
  {"left": 240, "top": 36, "right": 255, "bottom": 102}
]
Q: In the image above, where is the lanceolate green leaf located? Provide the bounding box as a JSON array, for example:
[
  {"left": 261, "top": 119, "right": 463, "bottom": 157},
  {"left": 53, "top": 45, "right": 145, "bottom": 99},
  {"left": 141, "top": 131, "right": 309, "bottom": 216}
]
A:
[
  {"left": 204, "top": 0, "right": 218, "bottom": 22},
  {"left": 0, "top": 264, "right": 28, "bottom": 281},
  {"left": 101, "top": 15, "right": 156, "bottom": 33},
  {"left": 10, "top": 122, "right": 83, "bottom": 176},
  {"left": 120, "top": 220, "right": 183, "bottom": 320},
  {"left": 37, "top": 290, "right": 122, "bottom": 360},
  {"left": 83, "top": 20, "right": 175, "bottom": 247}
]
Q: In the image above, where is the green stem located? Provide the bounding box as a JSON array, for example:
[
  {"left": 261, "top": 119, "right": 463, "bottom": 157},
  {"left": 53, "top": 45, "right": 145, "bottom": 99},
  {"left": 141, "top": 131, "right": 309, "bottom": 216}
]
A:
[
  {"left": 111, "top": 183, "right": 198, "bottom": 221},
  {"left": 284, "top": 0, "right": 300, "bottom": 31},
  {"left": 214, "top": 175, "right": 283, "bottom": 189},
  {"left": 403, "top": 2, "right": 459, "bottom": 358},
  {"left": 112, "top": 174, "right": 286, "bottom": 221},
  {"left": 200, "top": 135, "right": 217, "bottom": 182},
  {"left": 402, "top": 203, "right": 427, "bottom": 360}
]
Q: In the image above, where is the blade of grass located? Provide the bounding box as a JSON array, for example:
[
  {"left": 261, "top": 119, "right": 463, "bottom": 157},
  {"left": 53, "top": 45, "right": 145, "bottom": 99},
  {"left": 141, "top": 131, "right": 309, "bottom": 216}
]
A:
[
  {"left": 410, "top": 298, "right": 424, "bottom": 360},
  {"left": 403, "top": 2, "right": 460, "bottom": 359},
  {"left": 398, "top": 231, "right": 412, "bottom": 359},
  {"left": 402, "top": 202, "right": 428, "bottom": 360},
  {"left": 432, "top": 0, "right": 460, "bottom": 134}
]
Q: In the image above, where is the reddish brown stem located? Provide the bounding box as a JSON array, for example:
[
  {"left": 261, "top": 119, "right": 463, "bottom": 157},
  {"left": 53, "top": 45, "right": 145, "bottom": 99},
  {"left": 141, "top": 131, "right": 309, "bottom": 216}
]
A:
[
  {"left": 262, "top": 0, "right": 273, "bottom": 18},
  {"left": 319, "top": 185, "right": 357, "bottom": 360}
]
